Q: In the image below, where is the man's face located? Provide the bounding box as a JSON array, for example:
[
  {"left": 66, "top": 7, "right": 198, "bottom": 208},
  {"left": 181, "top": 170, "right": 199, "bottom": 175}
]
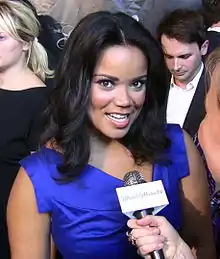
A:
[{"left": 161, "top": 35, "right": 207, "bottom": 86}]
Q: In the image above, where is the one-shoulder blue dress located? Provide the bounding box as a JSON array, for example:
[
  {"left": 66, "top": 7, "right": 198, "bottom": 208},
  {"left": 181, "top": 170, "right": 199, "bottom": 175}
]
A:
[{"left": 20, "top": 124, "right": 189, "bottom": 259}]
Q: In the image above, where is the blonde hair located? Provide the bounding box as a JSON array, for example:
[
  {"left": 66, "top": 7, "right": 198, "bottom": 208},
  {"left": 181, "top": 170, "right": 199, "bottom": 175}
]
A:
[
  {"left": 206, "top": 47, "right": 220, "bottom": 82},
  {"left": 205, "top": 47, "right": 220, "bottom": 92},
  {"left": 205, "top": 47, "right": 220, "bottom": 106},
  {"left": 0, "top": 0, "right": 53, "bottom": 81}
]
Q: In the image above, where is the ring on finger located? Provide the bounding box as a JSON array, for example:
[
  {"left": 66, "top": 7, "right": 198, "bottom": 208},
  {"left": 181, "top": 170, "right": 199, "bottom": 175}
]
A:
[{"left": 126, "top": 230, "right": 137, "bottom": 246}]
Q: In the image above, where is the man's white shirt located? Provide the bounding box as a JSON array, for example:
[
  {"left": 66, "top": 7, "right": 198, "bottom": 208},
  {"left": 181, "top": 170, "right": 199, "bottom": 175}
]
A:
[
  {"left": 207, "top": 27, "right": 220, "bottom": 33},
  {"left": 166, "top": 63, "right": 204, "bottom": 127}
]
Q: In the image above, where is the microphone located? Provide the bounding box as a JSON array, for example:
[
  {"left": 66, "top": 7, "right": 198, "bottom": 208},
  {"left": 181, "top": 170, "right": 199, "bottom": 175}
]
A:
[{"left": 124, "top": 170, "right": 165, "bottom": 259}]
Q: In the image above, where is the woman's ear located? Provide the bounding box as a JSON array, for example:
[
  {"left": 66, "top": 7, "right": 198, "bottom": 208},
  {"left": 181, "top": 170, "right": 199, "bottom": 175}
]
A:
[{"left": 22, "top": 41, "right": 31, "bottom": 52}]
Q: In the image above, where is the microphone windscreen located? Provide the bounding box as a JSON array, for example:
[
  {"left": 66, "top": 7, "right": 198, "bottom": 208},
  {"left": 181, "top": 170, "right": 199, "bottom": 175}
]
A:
[{"left": 123, "top": 170, "right": 146, "bottom": 186}]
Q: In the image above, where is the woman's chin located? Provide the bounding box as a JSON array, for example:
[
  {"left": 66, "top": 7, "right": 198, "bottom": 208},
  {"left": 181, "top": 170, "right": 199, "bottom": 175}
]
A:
[{"left": 101, "top": 128, "right": 131, "bottom": 140}]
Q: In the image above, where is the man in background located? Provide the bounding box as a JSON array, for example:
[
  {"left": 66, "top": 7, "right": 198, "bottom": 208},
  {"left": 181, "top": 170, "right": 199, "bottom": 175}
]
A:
[{"left": 157, "top": 9, "right": 208, "bottom": 137}]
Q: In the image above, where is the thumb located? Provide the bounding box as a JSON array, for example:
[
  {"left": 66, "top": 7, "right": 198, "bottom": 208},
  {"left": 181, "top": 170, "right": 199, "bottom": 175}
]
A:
[{"left": 127, "top": 219, "right": 140, "bottom": 228}]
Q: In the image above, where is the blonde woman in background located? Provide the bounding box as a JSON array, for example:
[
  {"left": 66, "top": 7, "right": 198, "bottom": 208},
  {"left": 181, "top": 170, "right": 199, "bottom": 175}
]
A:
[{"left": 0, "top": 1, "right": 53, "bottom": 258}]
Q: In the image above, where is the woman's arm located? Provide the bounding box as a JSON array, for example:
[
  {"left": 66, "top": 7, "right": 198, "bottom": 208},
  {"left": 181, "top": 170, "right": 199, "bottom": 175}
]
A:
[
  {"left": 50, "top": 237, "right": 57, "bottom": 259},
  {"left": 7, "top": 168, "right": 51, "bottom": 259},
  {"left": 180, "top": 130, "right": 216, "bottom": 258}
]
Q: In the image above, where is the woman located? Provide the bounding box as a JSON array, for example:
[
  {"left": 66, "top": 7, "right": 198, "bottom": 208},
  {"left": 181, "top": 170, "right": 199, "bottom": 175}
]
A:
[
  {"left": 0, "top": 1, "right": 53, "bottom": 258},
  {"left": 7, "top": 11, "right": 215, "bottom": 259},
  {"left": 130, "top": 46, "right": 220, "bottom": 259},
  {"left": 199, "top": 47, "right": 220, "bottom": 180},
  {"left": 199, "top": 48, "right": 220, "bottom": 255}
]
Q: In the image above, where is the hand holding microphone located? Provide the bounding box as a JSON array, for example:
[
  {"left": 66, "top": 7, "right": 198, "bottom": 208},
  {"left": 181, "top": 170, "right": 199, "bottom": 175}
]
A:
[
  {"left": 127, "top": 215, "right": 195, "bottom": 259},
  {"left": 127, "top": 215, "right": 181, "bottom": 259},
  {"left": 123, "top": 171, "right": 194, "bottom": 259},
  {"left": 123, "top": 171, "right": 165, "bottom": 259}
]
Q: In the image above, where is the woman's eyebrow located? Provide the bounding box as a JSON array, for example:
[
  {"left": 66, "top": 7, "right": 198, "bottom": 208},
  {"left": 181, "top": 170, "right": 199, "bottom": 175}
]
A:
[{"left": 93, "top": 74, "right": 148, "bottom": 81}]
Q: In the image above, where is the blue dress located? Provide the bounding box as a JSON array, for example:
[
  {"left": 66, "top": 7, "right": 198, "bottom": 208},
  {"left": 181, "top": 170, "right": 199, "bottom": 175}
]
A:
[{"left": 20, "top": 124, "right": 189, "bottom": 259}]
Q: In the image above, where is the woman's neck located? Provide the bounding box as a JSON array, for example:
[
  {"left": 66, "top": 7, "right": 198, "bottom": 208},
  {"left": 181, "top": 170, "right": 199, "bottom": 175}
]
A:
[
  {"left": 90, "top": 133, "right": 116, "bottom": 155},
  {"left": 89, "top": 132, "right": 125, "bottom": 168},
  {"left": 0, "top": 65, "right": 33, "bottom": 90}
]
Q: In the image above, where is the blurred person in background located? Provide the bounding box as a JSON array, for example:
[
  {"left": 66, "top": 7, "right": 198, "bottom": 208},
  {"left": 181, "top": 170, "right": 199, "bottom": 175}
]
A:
[
  {"left": 202, "top": 0, "right": 220, "bottom": 57},
  {"left": 30, "top": 0, "right": 202, "bottom": 36},
  {"left": 0, "top": 1, "right": 53, "bottom": 258},
  {"left": 198, "top": 47, "right": 220, "bottom": 255}
]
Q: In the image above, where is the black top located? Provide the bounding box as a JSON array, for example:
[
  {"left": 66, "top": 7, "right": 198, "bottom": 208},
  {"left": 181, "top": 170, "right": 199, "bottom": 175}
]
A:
[
  {"left": 182, "top": 70, "right": 206, "bottom": 137},
  {"left": 0, "top": 86, "right": 51, "bottom": 258},
  {"left": 164, "top": 69, "right": 206, "bottom": 138}
]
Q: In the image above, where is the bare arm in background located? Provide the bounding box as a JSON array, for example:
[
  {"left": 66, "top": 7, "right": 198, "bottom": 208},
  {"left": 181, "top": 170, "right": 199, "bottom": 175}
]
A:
[{"left": 180, "top": 131, "right": 216, "bottom": 258}]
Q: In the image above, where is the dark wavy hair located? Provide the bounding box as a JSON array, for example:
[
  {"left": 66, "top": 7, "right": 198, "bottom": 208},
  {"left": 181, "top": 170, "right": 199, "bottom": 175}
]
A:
[{"left": 41, "top": 11, "right": 170, "bottom": 181}]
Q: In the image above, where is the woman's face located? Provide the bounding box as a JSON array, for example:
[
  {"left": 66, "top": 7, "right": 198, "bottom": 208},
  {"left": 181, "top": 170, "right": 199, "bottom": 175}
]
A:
[
  {"left": 0, "top": 29, "right": 27, "bottom": 72},
  {"left": 89, "top": 45, "right": 147, "bottom": 139},
  {"left": 198, "top": 66, "right": 220, "bottom": 180}
]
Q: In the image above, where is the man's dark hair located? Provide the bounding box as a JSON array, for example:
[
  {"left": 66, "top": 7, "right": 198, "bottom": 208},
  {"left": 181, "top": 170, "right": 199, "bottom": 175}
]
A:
[
  {"left": 202, "top": 0, "right": 220, "bottom": 27},
  {"left": 157, "top": 9, "right": 207, "bottom": 48}
]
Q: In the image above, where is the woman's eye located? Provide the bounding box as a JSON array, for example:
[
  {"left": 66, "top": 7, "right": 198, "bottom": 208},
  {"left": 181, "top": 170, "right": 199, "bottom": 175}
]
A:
[
  {"left": 130, "top": 81, "right": 146, "bottom": 90},
  {"left": 99, "top": 80, "right": 114, "bottom": 88},
  {"left": 0, "top": 35, "right": 5, "bottom": 41}
]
